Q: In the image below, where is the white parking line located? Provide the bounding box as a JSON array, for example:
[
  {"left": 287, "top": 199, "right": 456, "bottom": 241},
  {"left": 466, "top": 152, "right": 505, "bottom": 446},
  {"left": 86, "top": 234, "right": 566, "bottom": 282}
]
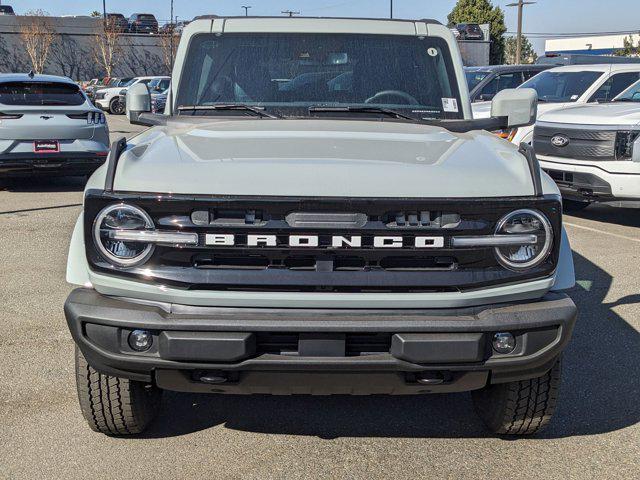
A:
[{"left": 564, "top": 222, "right": 640, "bottom": 244}]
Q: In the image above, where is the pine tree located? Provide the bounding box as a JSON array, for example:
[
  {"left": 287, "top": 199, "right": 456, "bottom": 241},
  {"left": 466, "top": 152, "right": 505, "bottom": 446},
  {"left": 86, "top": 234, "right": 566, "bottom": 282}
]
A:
[
  {"left": 505, "top": 35, "right": 538, "bottom": 64},
  {"left": 448, "top": 0, "right": 507, "bottom": 65}
]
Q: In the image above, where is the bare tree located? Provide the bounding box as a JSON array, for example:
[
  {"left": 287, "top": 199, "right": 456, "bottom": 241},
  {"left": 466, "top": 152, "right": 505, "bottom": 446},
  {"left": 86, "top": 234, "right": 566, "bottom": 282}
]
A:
[
  {"left": 19, "top": 9, "right": 55, "bottom": 74},
  {"left": 93, "top": 17, "right": 124, "bottom": 77},
  {"left": 159, "top": 31, "right": 180, "bottom": 75}
]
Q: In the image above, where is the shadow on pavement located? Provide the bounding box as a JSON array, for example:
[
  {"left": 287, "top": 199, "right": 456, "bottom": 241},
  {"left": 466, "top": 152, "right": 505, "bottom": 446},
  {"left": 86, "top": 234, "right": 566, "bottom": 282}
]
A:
[
  {"left": 568, "top": 204, "right": 640, "bottom": 228},
  {"left": 0, "top": 176, "right": 87, "bottom": 193}
]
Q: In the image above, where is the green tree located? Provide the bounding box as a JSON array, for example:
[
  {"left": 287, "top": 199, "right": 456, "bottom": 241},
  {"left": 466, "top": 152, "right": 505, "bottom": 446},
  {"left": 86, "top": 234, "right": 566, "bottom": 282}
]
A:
[
  {"left": 505, "top": 35, "right": 538, "bottom": 64},
  {"left": 614, "top": 35, "right": 640, "bottom": 57},
  {"left": 90, "top": 11, "right": 102, "bottom": 18},
  {"left": 448, "top": 0, "right": 507, "bottom": 65}
]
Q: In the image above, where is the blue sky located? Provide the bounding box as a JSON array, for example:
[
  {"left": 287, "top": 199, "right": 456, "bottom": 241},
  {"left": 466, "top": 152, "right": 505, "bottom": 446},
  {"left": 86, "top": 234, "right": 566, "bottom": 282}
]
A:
[{"left": 8, "top": 0, "right": 640, "bottom": 52}]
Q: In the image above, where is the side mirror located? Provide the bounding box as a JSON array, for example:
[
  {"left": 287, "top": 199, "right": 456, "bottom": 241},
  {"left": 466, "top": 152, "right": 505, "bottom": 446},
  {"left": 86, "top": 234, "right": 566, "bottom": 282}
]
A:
[
  {"left": 491, "top": 88, "right": 537, "bottom": 128},
  {"left": 126, "top": 83, "right": 151, "bottom": 125}
]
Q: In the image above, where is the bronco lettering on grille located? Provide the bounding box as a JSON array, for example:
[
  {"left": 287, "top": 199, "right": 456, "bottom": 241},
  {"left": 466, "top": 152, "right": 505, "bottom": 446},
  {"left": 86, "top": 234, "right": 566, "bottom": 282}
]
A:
[{"left": 204, "top": 234, "right": 445, "bottom": 249}]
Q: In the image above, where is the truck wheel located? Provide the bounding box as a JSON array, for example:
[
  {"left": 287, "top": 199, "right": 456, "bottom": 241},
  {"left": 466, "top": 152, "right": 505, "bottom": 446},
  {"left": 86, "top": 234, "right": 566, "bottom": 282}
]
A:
[
  {"left": 563, "top": 199, "right": 589, "bottom": 212},
  {"left": 472, "top": 358, "right": 561, "bottom": 435},
  {"left": 74, "top": 346, "right": 162, "bottom": 435},
  {"left": 109, "top": 98, "right": 125, "bottom": 115}
]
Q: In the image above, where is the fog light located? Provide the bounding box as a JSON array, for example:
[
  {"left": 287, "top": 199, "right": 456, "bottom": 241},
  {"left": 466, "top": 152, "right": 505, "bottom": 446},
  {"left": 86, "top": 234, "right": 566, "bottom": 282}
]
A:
[
  {"left": 128, "top": 330, "right": 153, "bottom": 351},
  {"left": 492, "top": 332, "right": 516, "bottom": 354}
]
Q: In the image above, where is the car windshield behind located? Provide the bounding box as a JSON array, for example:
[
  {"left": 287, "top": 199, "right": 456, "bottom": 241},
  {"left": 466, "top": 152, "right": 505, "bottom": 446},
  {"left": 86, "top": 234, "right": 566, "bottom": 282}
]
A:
[
  {"left": 0, "top": 82, "right": 85, "bottom": 106},
  {"left": 614, "top": 79, "right": 640, "bottom": 102},
  {"left": 519, "top": 70, "right": 604, "bottom": 102},
  {"left": 465, "top": 70, "right": 490, "bottom": 91},
  {"left": 176, "top": 33, "right": 463, "bottom": 120}
]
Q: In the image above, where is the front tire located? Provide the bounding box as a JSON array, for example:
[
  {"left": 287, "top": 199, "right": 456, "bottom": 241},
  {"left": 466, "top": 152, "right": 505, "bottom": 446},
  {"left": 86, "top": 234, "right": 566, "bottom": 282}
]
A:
[
  {"left": 74, "top": 346, "right": 162, "bottom": 435},
  {"left": 472, "top": 358, "right": 561, "bottom": 435},
  {"left": 109, "top": 97, "right": 125, "bottom": 115}
]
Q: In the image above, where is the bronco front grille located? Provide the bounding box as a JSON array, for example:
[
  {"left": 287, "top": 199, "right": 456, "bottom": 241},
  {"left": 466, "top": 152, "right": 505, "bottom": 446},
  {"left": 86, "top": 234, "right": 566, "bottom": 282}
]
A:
[{"left": 84, "top": 190, "right": 562, "bottom": 292}]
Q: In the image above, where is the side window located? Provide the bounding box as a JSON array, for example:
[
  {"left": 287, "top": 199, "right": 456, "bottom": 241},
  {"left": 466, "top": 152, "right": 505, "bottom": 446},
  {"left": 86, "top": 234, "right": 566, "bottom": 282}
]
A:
[
  {"left": 589, "top": 72, "right": 640, "bottom": 102},
  {"left": 523, "top": 69, "right": 541, "bottom": 81},
  {"left": 479, "top": 72, "right": 523, "bottom": 100}
]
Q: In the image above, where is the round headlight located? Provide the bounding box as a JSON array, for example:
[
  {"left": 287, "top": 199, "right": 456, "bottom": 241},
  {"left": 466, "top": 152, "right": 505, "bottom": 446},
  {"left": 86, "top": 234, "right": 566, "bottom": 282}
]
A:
[
  {"left": 494, "top": 209, "right": 553, "bottom": 270},
  {"left": 93, "top": 204, "right": 154, "bottom": 267}
]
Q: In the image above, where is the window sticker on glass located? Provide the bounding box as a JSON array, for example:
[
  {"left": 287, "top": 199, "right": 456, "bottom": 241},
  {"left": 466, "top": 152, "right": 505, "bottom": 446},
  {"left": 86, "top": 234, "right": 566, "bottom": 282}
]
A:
[
  {"left": 442, "top": 97, "right": 459, "bottom": 112},
  {"left": 570, "top": 94, "right": 579, "bottom": 100},
  {"left": 427, "top": 47, "right": 439, "bottom": 57}
]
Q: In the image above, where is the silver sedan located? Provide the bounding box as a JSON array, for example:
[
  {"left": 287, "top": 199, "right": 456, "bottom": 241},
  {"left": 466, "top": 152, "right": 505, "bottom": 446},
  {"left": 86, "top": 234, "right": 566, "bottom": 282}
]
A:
[{"left": 0, "top": 73, "right": 110, "bottom": 177}]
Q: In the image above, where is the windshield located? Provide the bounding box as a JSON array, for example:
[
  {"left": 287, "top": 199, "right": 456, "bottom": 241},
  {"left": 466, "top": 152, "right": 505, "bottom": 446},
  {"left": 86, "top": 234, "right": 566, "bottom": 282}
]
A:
[
  {"left": 0, "top": 82, "right": 85, "bottom": 106},
  {"left": 519, "top": 70, "right": 604, "bottom": 102},
  {"left": 614, "top": 79, "right": 640, "bottom": 102},
  {"left": 176, "top": 33, "right": 463, "bottom": 120},
  {"left": 465, "top": 70, "right": 490, "bottom": 91}
]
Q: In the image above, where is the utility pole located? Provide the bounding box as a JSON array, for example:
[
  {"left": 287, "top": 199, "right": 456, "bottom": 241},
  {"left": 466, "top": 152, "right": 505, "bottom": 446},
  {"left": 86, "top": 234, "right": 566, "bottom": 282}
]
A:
[
  {"left": 390, "top": 0, "right": 393, "bottom": 19},
  {"left": 242, "top": 6, "right": 252, "bottom": 16},
  {"left": 507, "top": 0, "right": 535, "bottom": 64},
  {"left": 102, "top": 0, "right": 106, "bottom": 21},
  {"left": 281, "top": 10, "right": 300, "bottom": 17},
  {"left": 169, "top": 0, "right": 175, "bottom": 71}
]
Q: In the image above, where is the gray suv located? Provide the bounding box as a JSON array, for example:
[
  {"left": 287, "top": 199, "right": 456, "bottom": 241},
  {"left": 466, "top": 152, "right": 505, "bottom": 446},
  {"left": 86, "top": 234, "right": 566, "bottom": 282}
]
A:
[
  {"left": 0, "top": 73, "right": 109, "bottom": 177},
  {"left": 64, "top": 16, "right": 577, "bottom": 436}
]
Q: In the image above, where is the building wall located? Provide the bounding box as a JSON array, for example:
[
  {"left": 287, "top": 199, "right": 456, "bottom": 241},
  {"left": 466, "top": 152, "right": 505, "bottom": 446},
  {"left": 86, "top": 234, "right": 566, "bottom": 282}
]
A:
[
  {"left": 546, "top": 34, "right": 640, "bottom": 55},
  {"left": 0, "top": 15, "right": 170, "bottom": 80}
]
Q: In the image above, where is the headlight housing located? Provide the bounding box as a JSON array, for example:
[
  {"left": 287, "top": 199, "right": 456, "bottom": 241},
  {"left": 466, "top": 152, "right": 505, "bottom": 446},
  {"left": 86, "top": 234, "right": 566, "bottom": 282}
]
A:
[
  {"left": 93, "top": 204, "right": 155, "bottom": 267},
  {"left": 494, "top": 209, "right": 553, "bottom": 270}
]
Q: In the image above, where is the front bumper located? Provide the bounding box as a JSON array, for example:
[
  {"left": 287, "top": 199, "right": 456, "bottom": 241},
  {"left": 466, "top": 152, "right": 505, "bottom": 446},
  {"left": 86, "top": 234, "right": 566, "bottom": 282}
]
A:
[
  {"left": 65, "top": 289, "right": 577, "bottom": 395},
  {"left": 539, "top": 157, "right": 640, "bottom": 201},
  {"left": 0, "top": 151, "right": 108, "bottom": 177}
]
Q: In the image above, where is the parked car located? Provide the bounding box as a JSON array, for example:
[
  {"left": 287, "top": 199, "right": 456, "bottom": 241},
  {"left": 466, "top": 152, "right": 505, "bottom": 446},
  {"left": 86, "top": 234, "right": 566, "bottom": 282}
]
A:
[
  {"left": 65, "top": 16, "right": 577, "bottom": 437},
  {"left": 0, "top": 73, "right": 109, "bottom": 177},
  {"left": 159, "top": 20, "right": 191, "bottom": 34},
  {"left": 105, "top": 13, "right": 129, "bottom": 31},
  {"left": 94, "top": 76, "right": 169, "bottom": 114},
  {"left": 128, "top": 13, "right": 159, "bottom": 34},
  {"left": 0, "top": 5, "right": 15, "bottom": 15},
  {"left": 150, "top": 88, "right": 168, "bottom": 113},
  {"left": 473, "top": 64, "right": 640, "bottom": 144},
  {"left": 465, "top": 64, "right": 553, "bottom": 102},
  {"left": 533, "top": 78, "right": 640, "bottom": 209},
  {"left": 454, "top": 23, "right": 484, "bottom": 40}
]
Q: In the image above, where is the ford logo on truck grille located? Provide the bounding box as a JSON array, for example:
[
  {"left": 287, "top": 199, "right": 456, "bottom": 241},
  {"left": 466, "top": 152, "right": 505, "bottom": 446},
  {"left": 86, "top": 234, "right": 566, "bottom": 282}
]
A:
[{"left": 551, "top": 134, "right": 570, "bottom": 148}]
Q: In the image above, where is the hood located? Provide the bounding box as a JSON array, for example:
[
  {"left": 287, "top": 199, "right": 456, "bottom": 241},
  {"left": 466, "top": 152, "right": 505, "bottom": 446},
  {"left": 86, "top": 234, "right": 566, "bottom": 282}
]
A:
[
  {"left": 538, "top": 102, "right": 640, "bottom": 127},
  {"left": 113, "top": 119, "right": 536, "bottom": 198}
]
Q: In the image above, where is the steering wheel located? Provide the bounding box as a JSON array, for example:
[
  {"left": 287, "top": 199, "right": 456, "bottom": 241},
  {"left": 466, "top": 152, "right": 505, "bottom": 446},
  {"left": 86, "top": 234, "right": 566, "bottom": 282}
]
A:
[{"left": 365, "top": 90, "right": 419, "bottom": 105}]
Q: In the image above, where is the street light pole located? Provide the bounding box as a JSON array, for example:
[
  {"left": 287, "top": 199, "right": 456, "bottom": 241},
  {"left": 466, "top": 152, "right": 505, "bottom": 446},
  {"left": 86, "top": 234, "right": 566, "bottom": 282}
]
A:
[
  {"left": 507, "top": 0, "right": 535, "bottom": 64},
  {"left": 390, "top": 0, "right": 393, "bottom": 19},
  {"left": 242, "top": 6, "right": 252, "bottom": 16},
  {"left": 102, "top": 0, "right": 106, "bottom": 21}
]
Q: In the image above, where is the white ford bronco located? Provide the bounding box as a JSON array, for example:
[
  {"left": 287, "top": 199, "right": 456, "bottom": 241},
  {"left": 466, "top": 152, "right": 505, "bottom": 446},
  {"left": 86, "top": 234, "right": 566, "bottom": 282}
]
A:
[{"left": 65, "top": 16, "right": 577, "bottom": 436}]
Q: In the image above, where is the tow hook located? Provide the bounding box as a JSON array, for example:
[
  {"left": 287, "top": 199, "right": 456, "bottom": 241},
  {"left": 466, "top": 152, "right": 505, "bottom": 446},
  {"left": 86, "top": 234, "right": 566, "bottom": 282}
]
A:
[{"left": 416, "top": 372, "right": 445, "bottom": 385}]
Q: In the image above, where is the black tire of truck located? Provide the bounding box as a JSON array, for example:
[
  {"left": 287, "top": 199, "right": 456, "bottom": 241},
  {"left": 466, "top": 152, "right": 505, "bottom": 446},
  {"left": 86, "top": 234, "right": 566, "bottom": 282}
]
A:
[
  {"left": 472, "top": 357, "right": 561, "bottom": 435},
  {"left": 109, "top": 97, "right": 125, "bottom": 115},
  {"left": 74, "top": 346, "right": 162, "bottom": 435}
]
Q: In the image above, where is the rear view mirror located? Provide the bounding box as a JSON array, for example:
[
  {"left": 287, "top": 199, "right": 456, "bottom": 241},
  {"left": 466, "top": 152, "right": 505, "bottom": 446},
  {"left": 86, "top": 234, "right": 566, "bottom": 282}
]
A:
[
  {"left": 491, "top": 88, "right": 537, "bottom": 128},
  {"left": 491, "top": 88, "right": 538, "bottom": 128},
  {"left": 126, "top": 83, "right": 151, "bottom": 125}
]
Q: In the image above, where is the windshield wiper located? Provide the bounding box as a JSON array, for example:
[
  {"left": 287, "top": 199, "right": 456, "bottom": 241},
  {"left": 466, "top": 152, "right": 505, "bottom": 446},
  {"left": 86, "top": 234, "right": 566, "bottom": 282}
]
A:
[
  {"left": 177, "top": 104, "right": 280, "bottom": 119},
  {"left": 309, "top": 105, "right": 416, "bottom": 121}
]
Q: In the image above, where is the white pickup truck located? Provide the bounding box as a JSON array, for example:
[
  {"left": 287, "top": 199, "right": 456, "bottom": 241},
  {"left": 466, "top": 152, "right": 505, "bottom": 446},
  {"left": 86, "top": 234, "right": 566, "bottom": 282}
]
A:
[
  {"left": 473, "top": 64, "right": 640, "bottom": 146},
  {"left": 533, "top": 79, "right": 640, "bottom": 209}
]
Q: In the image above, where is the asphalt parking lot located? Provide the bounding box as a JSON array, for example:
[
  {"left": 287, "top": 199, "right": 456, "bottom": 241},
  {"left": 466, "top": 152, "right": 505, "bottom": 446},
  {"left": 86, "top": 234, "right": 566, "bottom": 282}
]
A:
[{"left": 0, "top": 113, "right": 638, "bottom": 479}]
